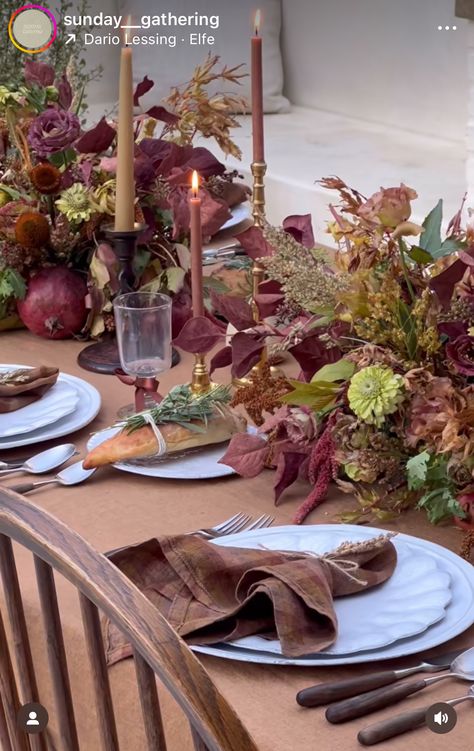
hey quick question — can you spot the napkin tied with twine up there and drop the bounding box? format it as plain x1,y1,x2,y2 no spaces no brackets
104,533,396,663
0,366,59,413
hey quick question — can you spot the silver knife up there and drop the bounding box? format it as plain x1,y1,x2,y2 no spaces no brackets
296,648,466,707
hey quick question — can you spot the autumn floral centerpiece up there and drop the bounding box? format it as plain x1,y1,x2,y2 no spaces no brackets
0,55,248,338
177,179,474,529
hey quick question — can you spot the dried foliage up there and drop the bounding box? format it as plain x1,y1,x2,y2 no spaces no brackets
163,54,247,158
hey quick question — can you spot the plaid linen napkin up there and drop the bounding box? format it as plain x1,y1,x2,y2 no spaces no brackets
0,366,59,413
104,533,396,663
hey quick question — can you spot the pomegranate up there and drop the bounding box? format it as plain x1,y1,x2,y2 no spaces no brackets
18,267,87,339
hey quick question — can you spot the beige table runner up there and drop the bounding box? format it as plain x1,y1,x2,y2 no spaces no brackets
0,330,472,751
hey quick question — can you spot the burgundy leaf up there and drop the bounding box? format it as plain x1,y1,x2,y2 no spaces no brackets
274,451,308,504
96,243,119,293
172,316,223,354
209,346,233,375
438,320,468,339
283,214,315,248
146,105,179,126
218,432,269,477
430,259,468,309
24,59,54,87
231,332,265,378
289,334,342,382
183,147,225,178
211,291,255,330
236,225,274,261
133,151,155,187
254,279,284,318
171,286,193,338
56,74,73,110
76,118,116,154
133,75,154,105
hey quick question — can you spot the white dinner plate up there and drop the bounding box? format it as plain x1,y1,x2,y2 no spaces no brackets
0,367,101,450
190,525,474,666
220,202,251,232
0,370,79,438
87,425,246,480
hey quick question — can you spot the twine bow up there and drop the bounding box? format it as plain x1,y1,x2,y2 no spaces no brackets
115,369,163,412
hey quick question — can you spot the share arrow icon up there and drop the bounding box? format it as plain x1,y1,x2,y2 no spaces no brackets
65,33,76,45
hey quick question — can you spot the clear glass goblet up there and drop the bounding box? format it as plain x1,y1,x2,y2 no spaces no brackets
113,291,172,418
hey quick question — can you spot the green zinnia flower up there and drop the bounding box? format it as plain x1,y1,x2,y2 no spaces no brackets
347,366,404,427
55,183,93,222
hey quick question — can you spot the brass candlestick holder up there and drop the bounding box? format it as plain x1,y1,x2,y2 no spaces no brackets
232,160,268,389
190,353,213,396
250,160,267,319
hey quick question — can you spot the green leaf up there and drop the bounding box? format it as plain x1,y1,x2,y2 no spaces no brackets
165,267,185,294
417,487,463,524
281,379,339,410
311,359,355,383
408,246,433,265
203,276,230,294
419,199,442,253
406,450,430,490
430,238,466,260
0,184,20,200
0,269,25,301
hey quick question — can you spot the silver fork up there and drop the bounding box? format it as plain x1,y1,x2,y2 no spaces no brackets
193,512,253,539
105,512,255,557
195,512,275,539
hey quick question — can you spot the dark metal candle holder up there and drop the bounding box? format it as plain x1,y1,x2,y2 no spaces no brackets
78,223,180,375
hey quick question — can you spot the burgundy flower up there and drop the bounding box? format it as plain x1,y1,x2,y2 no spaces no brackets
28,108,80,158
446,335,474,376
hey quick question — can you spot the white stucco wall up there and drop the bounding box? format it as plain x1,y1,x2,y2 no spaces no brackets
281,0,468,142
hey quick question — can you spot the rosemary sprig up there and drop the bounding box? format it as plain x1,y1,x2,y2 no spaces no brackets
123,384,232,434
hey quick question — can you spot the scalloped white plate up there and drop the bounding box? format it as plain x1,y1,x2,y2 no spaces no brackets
0,370,79,438
0,367,101,450
189,525,474,666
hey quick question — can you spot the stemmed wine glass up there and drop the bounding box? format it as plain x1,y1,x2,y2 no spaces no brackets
113,292,172,418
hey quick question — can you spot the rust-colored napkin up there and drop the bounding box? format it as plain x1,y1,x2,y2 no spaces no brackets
104,533,397,664
0,366,59,413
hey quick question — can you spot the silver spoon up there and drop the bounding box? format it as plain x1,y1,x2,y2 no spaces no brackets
8,461,96,494
326,646,474,724
0,444,77,476
358,684,474,745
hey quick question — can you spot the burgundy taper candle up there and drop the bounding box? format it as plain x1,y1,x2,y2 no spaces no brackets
189,170,204,317
251,9,265,163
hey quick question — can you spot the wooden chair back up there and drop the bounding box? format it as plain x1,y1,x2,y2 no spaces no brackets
0,487,259,751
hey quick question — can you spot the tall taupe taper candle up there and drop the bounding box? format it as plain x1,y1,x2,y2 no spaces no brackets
114,38,135,231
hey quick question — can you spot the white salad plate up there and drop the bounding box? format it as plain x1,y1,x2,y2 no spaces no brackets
0,366,101,449
190,525,474,666
220,202,251,232
87,425,245,480
0,372,79,438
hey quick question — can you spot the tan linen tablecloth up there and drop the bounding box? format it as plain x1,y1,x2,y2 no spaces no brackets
0,331,473,751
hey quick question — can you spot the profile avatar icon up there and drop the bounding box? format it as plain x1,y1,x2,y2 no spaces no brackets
17,702,48,734
26,711,39,726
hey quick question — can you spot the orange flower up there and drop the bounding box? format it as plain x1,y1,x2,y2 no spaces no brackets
29,163,62,195
14,212,50,248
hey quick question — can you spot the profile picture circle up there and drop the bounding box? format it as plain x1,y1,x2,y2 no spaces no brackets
8,5,57,54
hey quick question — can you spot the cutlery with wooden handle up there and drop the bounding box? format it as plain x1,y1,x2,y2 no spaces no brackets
296,649,465,707
325,646,474,723
358,684,474,745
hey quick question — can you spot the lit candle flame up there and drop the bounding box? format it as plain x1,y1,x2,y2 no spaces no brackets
254,9,261,35
192,170,199,197
122,14,132,45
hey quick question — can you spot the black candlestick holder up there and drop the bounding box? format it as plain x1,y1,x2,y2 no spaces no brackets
78,223,180,374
